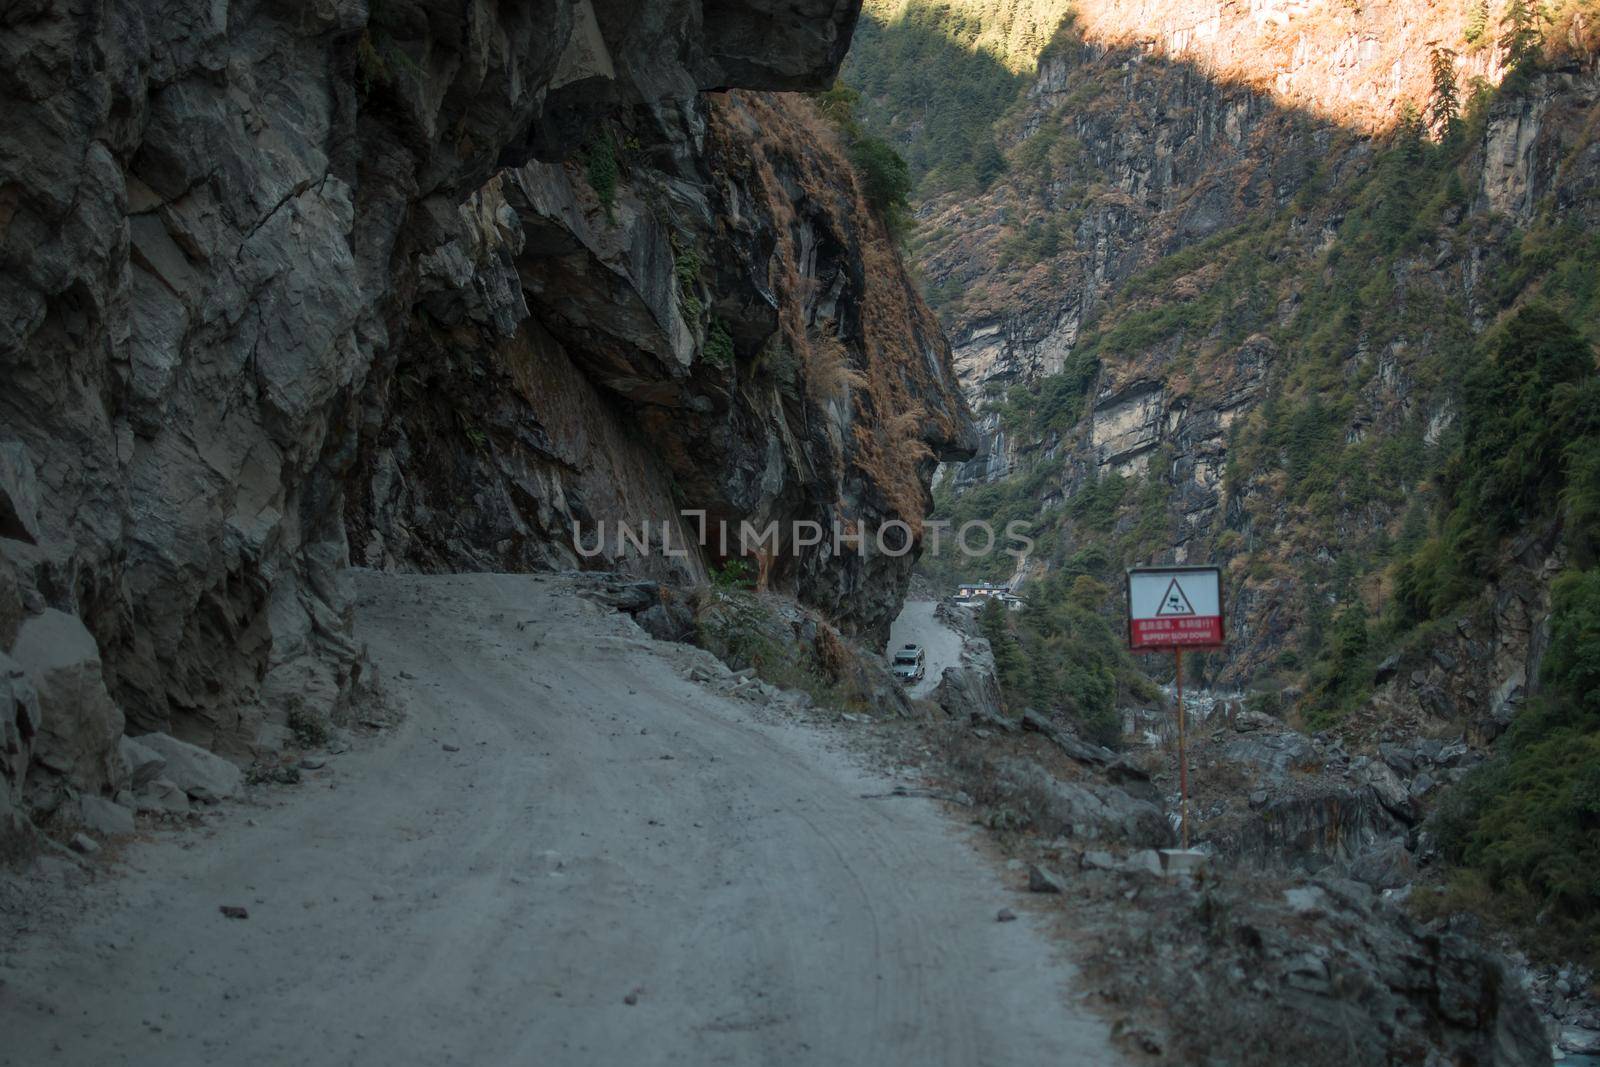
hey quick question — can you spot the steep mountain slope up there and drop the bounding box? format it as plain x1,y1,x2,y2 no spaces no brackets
846,0,1600,960
0,1,976,843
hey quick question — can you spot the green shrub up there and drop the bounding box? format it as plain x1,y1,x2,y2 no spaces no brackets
850,136,913,230
702,318,735,368
286,708,330,749
1390,306,1598,627
692,590,868,713
1245,690,1283,718
1432,567,1600,964
978,573,1155,748
710,558,753,590
673,234,702,304
1303,600,1372,727
1464,0,1490,44
584,135,619,221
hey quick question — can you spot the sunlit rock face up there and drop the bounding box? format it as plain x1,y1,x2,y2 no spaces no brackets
1064,0,1508,131
0,0,973,827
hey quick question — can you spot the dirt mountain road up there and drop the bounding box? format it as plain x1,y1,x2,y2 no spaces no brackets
887,598,966,700
2,572,1120,1066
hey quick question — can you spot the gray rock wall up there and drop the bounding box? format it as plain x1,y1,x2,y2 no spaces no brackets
0,0,977,841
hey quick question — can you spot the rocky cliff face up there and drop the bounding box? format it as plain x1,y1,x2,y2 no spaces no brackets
0,0,973,840
350,88,971,632
850,0,1600,702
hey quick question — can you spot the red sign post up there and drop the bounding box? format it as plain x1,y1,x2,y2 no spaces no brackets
1126,567,1226,849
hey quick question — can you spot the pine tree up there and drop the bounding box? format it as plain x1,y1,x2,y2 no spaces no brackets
979,598,1028,698
973,139,1007,190
1464,0,1490,45
1429,47,1460,137
1397,103,1426,165
1500,0,1543,69
1328,600,1370,690
1397,500,1430,557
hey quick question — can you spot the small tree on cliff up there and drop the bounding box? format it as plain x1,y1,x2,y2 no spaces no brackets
1465,0,1491,45
973,139,1007,190
850,137,913,235
1500,0,1544,70
809,80,915,237
1429,47,1461,140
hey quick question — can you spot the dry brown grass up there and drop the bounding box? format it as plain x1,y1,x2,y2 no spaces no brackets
813,622,848,683
807,325,867,403
705,91,970,537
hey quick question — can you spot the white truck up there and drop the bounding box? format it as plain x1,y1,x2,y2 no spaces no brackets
890,644,926,683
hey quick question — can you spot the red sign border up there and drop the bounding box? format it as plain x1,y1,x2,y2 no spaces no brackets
1125,566,1226,653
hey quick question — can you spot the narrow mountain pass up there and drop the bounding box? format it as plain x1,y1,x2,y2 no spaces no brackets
2,572,1120,1066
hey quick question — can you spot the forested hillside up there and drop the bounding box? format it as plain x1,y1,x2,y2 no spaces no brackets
844,0,1600,963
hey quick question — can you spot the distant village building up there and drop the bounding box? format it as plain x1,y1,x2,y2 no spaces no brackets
953,581,1027,611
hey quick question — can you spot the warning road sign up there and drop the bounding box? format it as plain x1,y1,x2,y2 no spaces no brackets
1156,579,1194,616
1125,566,1225,850
1127,566,1224,650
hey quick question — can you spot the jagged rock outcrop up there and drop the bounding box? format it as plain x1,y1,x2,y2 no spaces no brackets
939,684,1550,1063
1355,539,1563,745
10,611,125,814
0,0,974,841
0,654,40,851
355,90,972,638
981,755,1171,845
1084,873,1550,1066
935,633,1006,724
1174,692,1505,887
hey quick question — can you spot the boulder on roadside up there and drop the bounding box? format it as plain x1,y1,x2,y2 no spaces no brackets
634,601,693,642
1123,849,1165,876
1232,708,1278,733
991,758,1172,847
1105,755,1161,805
1354,758,1415,824
77,794,135,836
1021,710,1113,765
135,733,242,800
937,637,1009,730
1219,731,1318,778
10,610,124,796
1028,863,1067,893
134,778,190,814
118,735,166,789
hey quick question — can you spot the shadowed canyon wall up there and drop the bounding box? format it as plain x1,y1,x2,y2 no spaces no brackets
0,0,973,836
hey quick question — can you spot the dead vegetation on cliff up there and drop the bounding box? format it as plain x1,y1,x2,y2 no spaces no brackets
706,91,970,539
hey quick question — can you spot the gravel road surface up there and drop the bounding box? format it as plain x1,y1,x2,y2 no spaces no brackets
1,572,1119,1066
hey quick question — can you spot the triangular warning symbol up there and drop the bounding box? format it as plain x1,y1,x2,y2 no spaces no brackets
1156,578,1195,616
